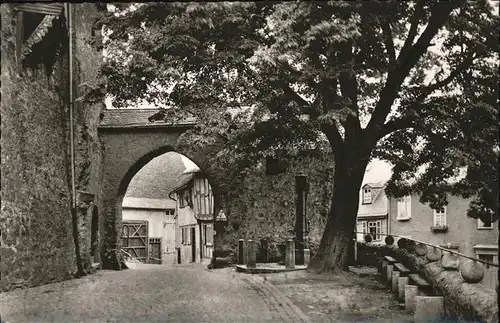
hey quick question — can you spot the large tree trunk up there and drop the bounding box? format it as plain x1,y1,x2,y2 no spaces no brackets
308,154,368,272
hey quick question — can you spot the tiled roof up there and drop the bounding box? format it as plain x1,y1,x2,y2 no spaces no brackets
363,181,386,189
122,197,176,210
170,173,195,193
99,109,196,127
125,152,186,200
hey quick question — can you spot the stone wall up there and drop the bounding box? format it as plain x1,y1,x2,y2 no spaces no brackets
0,4,75,291
0,4,103,291
216,152,335,257
358,243,498,323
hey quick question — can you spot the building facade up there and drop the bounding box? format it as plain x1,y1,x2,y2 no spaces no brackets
356,182,389,242
171,172,214,264
388,193,498,290
122,197,177,265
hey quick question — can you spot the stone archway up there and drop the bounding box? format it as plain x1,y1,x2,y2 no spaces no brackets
98,109,223,269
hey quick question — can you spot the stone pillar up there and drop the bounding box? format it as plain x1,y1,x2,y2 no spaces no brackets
398,276,409,302
285,239,295,269
381,259,388,279
414,296,445,323
247,240,256,268
405,285,419,313
238,239,246,265
303,249,310,266
392,270,400,294
386,264,394,284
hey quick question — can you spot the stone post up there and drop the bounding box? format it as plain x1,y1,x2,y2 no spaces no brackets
303,249,311,266
398,276,410,302
285,239,295,269
381,259,389,279
414,296,445,323
247,240,256,268
238,239,246,265
392,270,400,294
386,264,394,285
405,285,419,313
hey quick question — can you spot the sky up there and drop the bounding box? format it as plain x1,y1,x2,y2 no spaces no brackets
362,159,393,185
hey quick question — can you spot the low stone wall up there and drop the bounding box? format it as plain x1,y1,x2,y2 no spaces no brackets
358,243,498,323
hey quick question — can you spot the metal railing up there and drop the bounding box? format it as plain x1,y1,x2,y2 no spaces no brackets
354,231,499,268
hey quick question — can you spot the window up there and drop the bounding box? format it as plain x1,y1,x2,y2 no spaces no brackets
478,215,493,229
179,191,185,208
368,220,381,240
433,207,447,227
363,188,372,204
184,190,192,208
13,4,64,71
478,254,494,264
397,196,411,220
357,221,367,234
166,209,175,216
181,227,191,245
204,224,213,246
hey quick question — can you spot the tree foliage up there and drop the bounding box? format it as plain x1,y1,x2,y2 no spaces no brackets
89,1,499,270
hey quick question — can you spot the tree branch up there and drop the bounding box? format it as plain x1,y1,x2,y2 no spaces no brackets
337,42,362,140
398,0,425,63
321,124,344,157
282,84,310,108
365,1,465,143
381,20,396,69
377,117,417,140
377,46,479,141
410,50,479,103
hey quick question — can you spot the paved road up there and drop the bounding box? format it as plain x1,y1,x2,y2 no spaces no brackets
0,263,308,322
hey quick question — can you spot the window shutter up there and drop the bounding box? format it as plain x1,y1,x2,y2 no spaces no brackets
15,3,64,15
13,3,64,65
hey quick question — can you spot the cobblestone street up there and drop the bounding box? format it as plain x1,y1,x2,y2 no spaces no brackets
0,264,307,323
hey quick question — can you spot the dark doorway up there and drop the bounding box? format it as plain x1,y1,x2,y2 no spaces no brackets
191,227,196,262
148,238,162,264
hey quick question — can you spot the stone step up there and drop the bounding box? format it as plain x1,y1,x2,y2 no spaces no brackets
414,296,444,323
394,262,411,276
408,274,430,287
384,255,397,264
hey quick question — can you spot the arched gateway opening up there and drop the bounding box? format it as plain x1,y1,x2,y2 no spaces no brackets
98,109,218,269
120,151,215,266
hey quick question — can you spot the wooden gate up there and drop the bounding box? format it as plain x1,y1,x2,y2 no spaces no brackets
148,238,162,264
121,220,149,263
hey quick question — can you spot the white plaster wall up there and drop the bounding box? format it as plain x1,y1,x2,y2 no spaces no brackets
122,208,176,264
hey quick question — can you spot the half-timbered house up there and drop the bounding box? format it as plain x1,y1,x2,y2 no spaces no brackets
171,171,215,264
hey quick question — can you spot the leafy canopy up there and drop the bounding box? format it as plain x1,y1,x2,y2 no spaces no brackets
90,1,499,223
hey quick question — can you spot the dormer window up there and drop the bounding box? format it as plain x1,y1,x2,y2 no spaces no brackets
363,188,372,204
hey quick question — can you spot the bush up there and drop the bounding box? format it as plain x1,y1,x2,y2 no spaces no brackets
214,244,236,258
385,235,394,245
364,234,373,243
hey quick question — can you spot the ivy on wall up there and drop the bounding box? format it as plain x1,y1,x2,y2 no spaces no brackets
217,150,334,254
